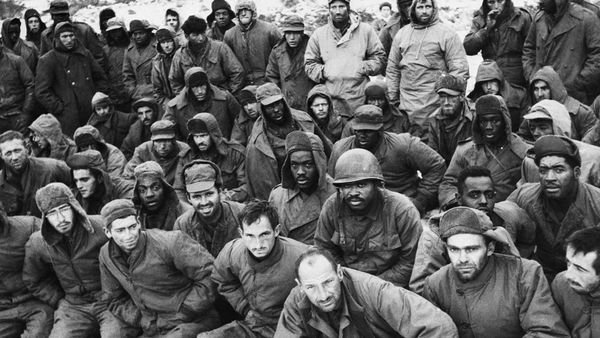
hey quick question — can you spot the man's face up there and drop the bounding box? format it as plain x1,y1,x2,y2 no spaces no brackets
438,93,462,120
238,9,254,25
107,29,126,42
487,0,505,13
30,131,49,150
285,32,302,48
458,176,496,213
533,80,551,102
137,176,165,211
0,139,29,172
137,106,155,126
310,97,330,121
354,129,381,151
539,0,557,14
191,84,208,102
188,186,221,218
263,100,286,125
482,80,500,95
166,14,179,30
27,17,40,33
528,119,553,141
329,1,350,25
381,5,392,19
152,139,175,158
297,255,343,312
366,96,386,109
46,203,75,235
565,245,600,294
187,32,207,45
7,23,20,44
446,233,494,282
79,143,98,152
160,39,175,54
415,0,434,24
290,150,318,192
539,155,580,200
339,180,377,212
106,215,141,253
73,169,98,199
192,132,212,152
240,215,279,259
95,103,112,117
214,9,232,27
132,30,150,46
477,113,505,144
244,102,260,119
59,31,76,50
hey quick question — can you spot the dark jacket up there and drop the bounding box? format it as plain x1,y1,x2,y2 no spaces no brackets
551,270,600,337
1,19,39,72
123,140,191,186
0,48,35,125
121,119,153,160
206,21,235,42
102,22,130,108
378,10,411,56
427,100,474,165
305,84,346,144
133,175,191,231
87,109,137,150
123,38,158,102
151,29,179,107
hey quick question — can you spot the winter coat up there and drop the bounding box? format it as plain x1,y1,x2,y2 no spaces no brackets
0,49,35,125
121,119,152,160
508,182,600,280
23,213,108,307
1,19,39,72
123,39,158,102
266,35,315,111
438,97,530,207
379,11,411,56
207,21,235,42
518,66,597,141
314,188,422,287
426,100,474,165
28,115,77,162
328,132,447,213
409,201,536,294
423,254,571,338
269,132,336,245
75,123,128,181
123,140,190,186
523,0,600,104
212,237,308,334
87,109,137,150
0,157,71,217
224,19,281,85
551,270,600,338
35,41,109,137
151,39,177,107
305,18,386,114
275,267,459,338
386,0,469,129
305,84,347,144
99,229,219,332
169,40,244,96
103,33,130,108
463,2,531,86
173,200,243,257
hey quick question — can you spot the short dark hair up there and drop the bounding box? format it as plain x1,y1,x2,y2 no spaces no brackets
565,228,600,275
0,131,26,149
379,2,392,10
239,199,279,231
457,166,494,195
294,247,338,281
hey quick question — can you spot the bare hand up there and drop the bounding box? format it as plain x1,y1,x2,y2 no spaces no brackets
486,10,498,30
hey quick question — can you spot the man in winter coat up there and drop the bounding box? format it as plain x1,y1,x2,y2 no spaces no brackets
99,199,219,337
224,0,281,86
67,149,133,215
0,203,53,338
206,0,236,42
427,74,474,165
173,113,248,203
266,15,315,111
231,85,260,146
28,113,77,162
23,183,138,337
423,207,570,338
24,8,46,50
379,0,412,55
102,18,131,112
329,105,446,215
508,135,600,281
246,82,330,200
439,94,530,208
523,0,600,105
170,16,244,96
131,161,190,231
200,200,309,338
121,97,159,160
468,59,529,131
270,131,336,245
73,125,127,180
316,149,423,287
173,160,243,257
551,228,600,337
305,85,347,145
164,67,240,140
1,17,38,72
275,247,459,337
305,0,386,116
386,0,469,137
165,8,186,46
151,27,179,107
518,65,597,141
463,0,531,86
97,8,115,45
36,21,108,137
123,20,157,103
0,131,71,217
0,44,34,134
409,166,536,294
87,92,136,150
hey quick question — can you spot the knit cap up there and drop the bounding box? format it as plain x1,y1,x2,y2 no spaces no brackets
101,199,137,228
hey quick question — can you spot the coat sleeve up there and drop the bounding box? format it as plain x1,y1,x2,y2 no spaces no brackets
444,31,470,80
379,27,393,56
266,48,282,87
574,105,598,141
522,17,538,82
35,55,64,116
570,15,600,91
89,50,109,93
438,145,468,208
406,136,447,214
16,56,35,125
518,261,571,337
360,26,387,77
210,243,251,316
120,128,136,161
221,43,245,95
22,236,64,308
409,228,448,295
122,50,137,98
152,61,167,106
99,253,142,326
275,291,310,338
226,93,241,131
228,149,249,202
313,199,346,266
168,51,185,96
123,146,143,181
463,12,488,55
231,116,250,147
105,147,127,179
304,34,326,84
385,32,403,102
83,25,108,73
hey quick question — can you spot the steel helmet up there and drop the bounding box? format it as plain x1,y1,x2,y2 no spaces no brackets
333,148,383,186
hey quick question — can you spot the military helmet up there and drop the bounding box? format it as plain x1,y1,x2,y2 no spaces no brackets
333,148,383,186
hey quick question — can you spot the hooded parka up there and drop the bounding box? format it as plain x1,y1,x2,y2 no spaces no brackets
28,113,77,162
231,85,259,146
24,9,46,50
73,125,128,180
102,19,131,110
87,92,137,149
151,28,179,107
0,47,35,132
123,33,158,102
305,85,346,144
551,270,600,337
1,18,39,72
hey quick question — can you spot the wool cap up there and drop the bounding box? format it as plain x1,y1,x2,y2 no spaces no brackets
54,21,75,37
435,74,466,96
49,0,69,14
155,27,175,42
236,0,257,13
352,105,384,131
379,2,392,10
208,0,236,24
182,160,222,192
133,160,165,181
24,9,41,20
187,113,218,134
101,199,137,228
239,85,258,105
91,92,111,108
132,97,158,114
187,70,209,88
150,120,176,140
475,94,504,116
67,149,105,170
438,207,494,240
105,17,126,32
533,135,581,167
181,15,207,35
129,19,151,33
285,130,313,155
99,8,116,22
256,82,284,106
281,15,305,32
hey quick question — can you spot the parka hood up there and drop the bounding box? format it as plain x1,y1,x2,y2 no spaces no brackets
529,66,568,103
29,114,72,155
472,95,513,145
527,99,572,138
184,66,208,87
306,84,334,121
410,0,440,27
1,18,21,49
185,113,227,156
468,60,506,100
73,125,110,155
132,170,178,210
24,9,46,36
155,27,179,55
